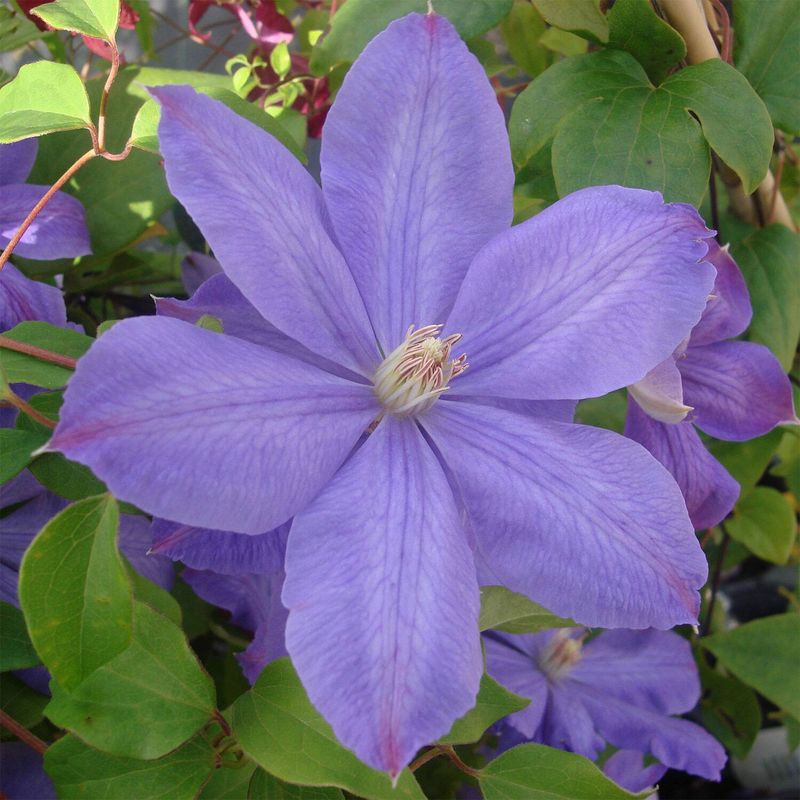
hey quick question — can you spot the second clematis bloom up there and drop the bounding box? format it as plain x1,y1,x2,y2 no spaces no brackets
50,12,719,775
626,241,796,530
484,628,727,789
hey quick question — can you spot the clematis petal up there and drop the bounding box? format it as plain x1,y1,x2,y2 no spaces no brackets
156,273,364,381
152,85,377,374
541,686,604,759
483,632,549,738
628,355,692,424
117,515,173,590
603,750,666,794
0,743,55,800
0,184,90,260
571,629,700,715
447,186,715,400
680,340,797,441
0,491,67,605
150,518,287,574
283,417,481,776
443,395,576,423
625,398,739,530
690,241,751,346
424,401,707,629
49,316,377,534
320,12,513,349
0,471,43,509
183,568,287,684
0,262,67,331
574,686,726,781
180,251,221,295
0,139,37,185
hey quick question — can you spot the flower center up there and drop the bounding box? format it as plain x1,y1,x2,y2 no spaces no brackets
373,324,468,417
538,630,583,681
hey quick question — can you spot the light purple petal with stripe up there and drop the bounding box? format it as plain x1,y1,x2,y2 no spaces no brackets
118,514,173,590
321,12,513,349
424,401,707,629
690,241,751,347
447,187,715,400
50,316,377,534
283,417,481,776
0,139,37,186
603,750,665,794
183,568,287,684
542,685,605,759
150,518,287,574
625,397,739,529
483,632,548,738
180,251,222,295
156,273,364,381
680,340,796,441
152,85,378,375
0,262,67,331
0,184,90,260
574,685,726,780
572,629,700,715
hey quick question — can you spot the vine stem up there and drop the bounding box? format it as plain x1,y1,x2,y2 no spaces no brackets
3,389,56,429
701,524,731,635
0,710,47,754
0,335,78,368
659,0,796,231
97,41,120,152
0,149,97,271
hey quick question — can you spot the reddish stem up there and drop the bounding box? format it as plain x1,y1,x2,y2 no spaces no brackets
97,41,120,152
0,335,78,368
4,390,56,429
0,710,47,754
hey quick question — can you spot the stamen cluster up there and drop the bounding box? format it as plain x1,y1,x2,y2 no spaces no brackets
373,324,468,417
538,630,584,681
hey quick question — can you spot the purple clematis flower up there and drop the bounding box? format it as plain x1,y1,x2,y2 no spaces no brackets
48,12,720,774
0,139,91,260
484,627,726,788
625,241,796,530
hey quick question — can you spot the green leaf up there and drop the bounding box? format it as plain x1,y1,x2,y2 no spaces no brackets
732,225,800,371
270,42,292,79
32,0,120,41
480,743,648,799
198,761,258,799
310,0,513,73
0,428,48,483
0,6,45,53
440,673,529,744
248,770,346,799
702,614,800,719
500,1,548,77
574,390,627,434
0,61,91,143
127,561,180,625
1,673,48,732
606,0,685,84
772,429,800,498
0,321,91,388
726,486,796,564
231,659,426,800
31,452,109,501
734,0,800,135
0,602,40,671
662,60,773,194
531,0,608,43
511,50,773,204
479,586,574,633
19,495,132,690
698,655,761,759
709,429,784,497
44,734,217,800
132,88,305,163
46,601,216,759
